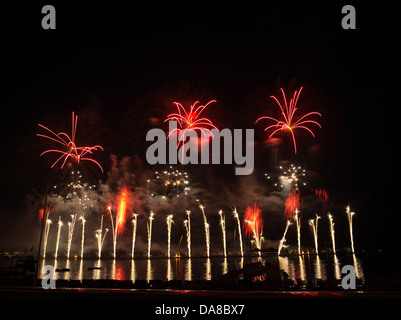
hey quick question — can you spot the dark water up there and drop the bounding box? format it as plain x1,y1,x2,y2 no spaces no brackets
38,253,364,282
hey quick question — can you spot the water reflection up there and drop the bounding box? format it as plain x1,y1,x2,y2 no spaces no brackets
131,259,136,282
39,253,365,283
205,258,211,280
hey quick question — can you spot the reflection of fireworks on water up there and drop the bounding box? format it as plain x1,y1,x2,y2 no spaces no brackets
309,214,321,254
244,201,263,255
147,166,190,199
183,211,191,258
218,210,227,257
37,112,104,172
166,214,173,258
255,87,322,154
265,164,306,192
233,208,244,256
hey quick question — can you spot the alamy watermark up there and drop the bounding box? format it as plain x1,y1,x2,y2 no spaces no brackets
146,121,254,175
41,265,56,289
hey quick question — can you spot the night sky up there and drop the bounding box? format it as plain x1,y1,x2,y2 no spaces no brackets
0,2,398,254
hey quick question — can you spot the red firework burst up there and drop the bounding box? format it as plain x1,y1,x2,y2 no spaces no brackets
256,87,322,154
165,100,218,146
37,112,104,172
284,188,301,219
243,201,263,241
313,188,329,212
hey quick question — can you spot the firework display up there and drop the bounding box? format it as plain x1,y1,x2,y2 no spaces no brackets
34,94,358,267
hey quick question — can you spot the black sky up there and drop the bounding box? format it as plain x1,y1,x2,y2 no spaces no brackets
0,2,399,251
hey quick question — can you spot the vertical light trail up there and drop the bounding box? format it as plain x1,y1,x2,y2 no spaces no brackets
218,210,227,257
147,211,155,259
166,214,173,258
54,216,63,259
233,208,243,256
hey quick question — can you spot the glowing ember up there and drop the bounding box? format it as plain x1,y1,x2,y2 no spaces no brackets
256,87,322,154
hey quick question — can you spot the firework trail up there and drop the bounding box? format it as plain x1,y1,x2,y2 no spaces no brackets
256,87,322,154
66,214,77,259
309,214,321,254
233,208,244,256
132,213,139,259
147,211,155,259
328,213,336,254
198,202,210,258
54,216,63,259
43,218,52,259
166,214,174,258
218,210,227,257
294,209,301,255
244,201,263,255
79,215,86,259
95,215,108,259
346,205,356,253
184,210,192,258
278,220,291,256
37,112,104,172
